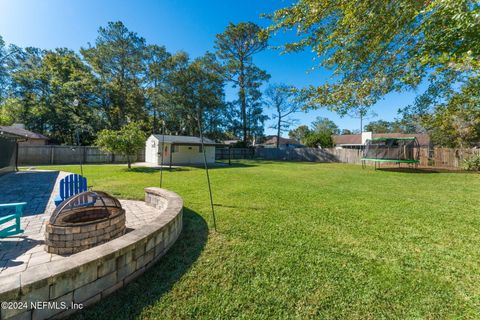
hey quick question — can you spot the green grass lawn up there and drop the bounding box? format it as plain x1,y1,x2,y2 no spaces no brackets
37,161,480,319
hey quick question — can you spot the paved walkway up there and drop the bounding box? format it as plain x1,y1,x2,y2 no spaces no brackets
0,171,62,216
0,171,160,276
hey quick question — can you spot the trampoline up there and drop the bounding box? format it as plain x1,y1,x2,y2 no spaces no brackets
361,137,420,169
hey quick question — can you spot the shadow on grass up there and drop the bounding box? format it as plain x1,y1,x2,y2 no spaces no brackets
70,207,208,320
217,160,341,166
377,167,476,174
208,161,258,169
130,161,259,170
127,167,191,173
377,168,440,174
213,203,265,211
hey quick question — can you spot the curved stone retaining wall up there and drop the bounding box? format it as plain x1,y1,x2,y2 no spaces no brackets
0,188,183,320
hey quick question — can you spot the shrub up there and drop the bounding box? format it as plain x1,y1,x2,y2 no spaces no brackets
303,132,334,148
96,122,146,169
232,140,249,148
463,154,480,171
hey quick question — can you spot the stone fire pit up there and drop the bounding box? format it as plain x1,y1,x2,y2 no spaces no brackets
45,191,126,255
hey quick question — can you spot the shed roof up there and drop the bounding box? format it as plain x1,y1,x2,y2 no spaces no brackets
151,134,218,146
0,126,49,140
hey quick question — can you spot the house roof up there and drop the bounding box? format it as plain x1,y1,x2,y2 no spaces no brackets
333,134,362,145
333,133,431,146
0,126,49,140
222,139,241,145
151,134,218,146
264,136,303,145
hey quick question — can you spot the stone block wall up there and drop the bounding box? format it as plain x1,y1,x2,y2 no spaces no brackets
45,208,126,255
0,188,183,320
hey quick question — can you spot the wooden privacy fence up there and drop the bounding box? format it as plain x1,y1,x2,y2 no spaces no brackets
215,148,255,160
423,147,480,169
18,145,145,166
19,145,479,169
222,147,480,170
254,148,352,163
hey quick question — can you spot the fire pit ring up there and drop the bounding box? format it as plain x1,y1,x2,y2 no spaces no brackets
45,191,126,255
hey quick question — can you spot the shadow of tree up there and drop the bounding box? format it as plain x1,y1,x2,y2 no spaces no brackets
128,162,257,173
207,161,258,169
70,207,208,320
127,167,191,174
0,237,44,264
213,203,265,211
378,167,478,174
377,168,440,174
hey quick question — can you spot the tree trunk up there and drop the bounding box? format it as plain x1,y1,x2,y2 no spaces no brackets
276,115,281,148
153,108,157,133
127,155,131,169
152,79,158,133
239,61,247,144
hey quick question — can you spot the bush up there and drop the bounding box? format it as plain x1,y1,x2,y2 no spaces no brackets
96,122,146,169
463,154,480,171
303,132,334,148
232,140,249,148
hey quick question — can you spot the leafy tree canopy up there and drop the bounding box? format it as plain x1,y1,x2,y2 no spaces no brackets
400,72,480,147
166,52,226,138
81,21,147,129
303,131,334,148
311,116,340,135
5,48,101,144
95,121,146,168
364,117,424,134
265,0,480,116
215,22,269,144
265,83,300,147
288,124,311,143
365,120,397,134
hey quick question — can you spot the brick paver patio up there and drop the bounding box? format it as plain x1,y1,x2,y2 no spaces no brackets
0,171,159,276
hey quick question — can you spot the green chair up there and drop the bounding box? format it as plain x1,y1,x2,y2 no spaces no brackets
0,202,27,238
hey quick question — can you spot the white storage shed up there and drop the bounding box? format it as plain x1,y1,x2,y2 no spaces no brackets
145,135,217,166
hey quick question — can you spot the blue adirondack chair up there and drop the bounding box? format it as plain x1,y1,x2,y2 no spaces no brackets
0,202,27,238
54,174,88,206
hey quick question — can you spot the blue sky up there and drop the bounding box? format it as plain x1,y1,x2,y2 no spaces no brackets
0,0,422,135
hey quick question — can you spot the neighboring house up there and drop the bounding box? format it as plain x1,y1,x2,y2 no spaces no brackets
145,135,218,165
261,136,304,149
333,132,431,149
222,139,241,146
0,124,49,145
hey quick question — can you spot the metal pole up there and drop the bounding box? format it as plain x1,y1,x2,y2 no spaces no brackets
197,110,217,232
159,121,165,188
76,130,83,177
360,113,363,133
15,141,19,172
